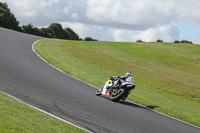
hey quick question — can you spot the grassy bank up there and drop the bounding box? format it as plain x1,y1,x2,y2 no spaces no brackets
35,39,200,127
0,92,87,133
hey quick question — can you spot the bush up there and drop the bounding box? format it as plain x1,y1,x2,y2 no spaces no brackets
180,40,193,44
174,39,180,43
174,39,193,44
84,37,98,41
136,39,144,42
157,39,163,42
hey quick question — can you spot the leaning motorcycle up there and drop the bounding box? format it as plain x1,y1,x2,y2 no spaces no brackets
95,76,135,102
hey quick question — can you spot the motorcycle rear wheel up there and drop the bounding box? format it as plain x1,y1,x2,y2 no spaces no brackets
110,88,126,102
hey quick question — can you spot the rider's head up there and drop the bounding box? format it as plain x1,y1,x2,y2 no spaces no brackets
110,76,115,80
125,72,132,77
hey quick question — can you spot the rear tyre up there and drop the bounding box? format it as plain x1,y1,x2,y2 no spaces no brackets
110,88,126,102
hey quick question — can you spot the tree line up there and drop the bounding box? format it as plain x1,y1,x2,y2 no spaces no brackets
136,39,193,44
22,23,81,40
0,2,21,31
0,2,98,41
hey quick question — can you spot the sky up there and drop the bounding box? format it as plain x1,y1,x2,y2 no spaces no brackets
2,0,200,44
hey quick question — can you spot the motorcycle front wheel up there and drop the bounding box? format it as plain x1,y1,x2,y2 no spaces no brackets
110,88,126,102
95,87,103,96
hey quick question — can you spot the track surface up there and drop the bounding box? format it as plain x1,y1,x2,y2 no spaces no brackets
0,28,199,133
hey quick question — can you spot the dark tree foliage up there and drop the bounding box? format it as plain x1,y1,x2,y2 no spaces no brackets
180,40,193,44
157,39,163,42
40,28,51,38
174,39,180,43
64,27,80,40
84,37,98,41
136,39,144,42
174,39,193,44
22,24,46,37
21,23,81,40
0,2,93,41
47,23,68,39
0,2,21,31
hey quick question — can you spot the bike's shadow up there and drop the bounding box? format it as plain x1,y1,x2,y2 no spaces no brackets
119,100,159,110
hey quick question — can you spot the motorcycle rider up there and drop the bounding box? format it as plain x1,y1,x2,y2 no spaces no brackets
120,72,133,81
110,72,133,100
110,72,133,83
97,72,134,100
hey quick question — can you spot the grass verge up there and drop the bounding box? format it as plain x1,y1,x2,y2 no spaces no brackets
0,91,88,133
35,39,200,127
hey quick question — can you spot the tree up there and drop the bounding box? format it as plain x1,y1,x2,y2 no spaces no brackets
22,23,82,40
180,40,193,44
64,27,80,40
47,23,67,39
84,37,98,41
174,39,180,43
0,2,21,31
174,39,193,44
40,28,51,38
22,24,45,37
157,39,163,42
136,39,144,42
0,3,85,41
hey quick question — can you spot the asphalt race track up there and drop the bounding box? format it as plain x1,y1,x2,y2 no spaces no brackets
0,28,199,133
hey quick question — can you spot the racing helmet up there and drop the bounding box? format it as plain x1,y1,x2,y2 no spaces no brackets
125,72,132,77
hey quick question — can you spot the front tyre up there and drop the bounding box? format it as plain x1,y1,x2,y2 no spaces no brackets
110,88,126,102
95,87,103,96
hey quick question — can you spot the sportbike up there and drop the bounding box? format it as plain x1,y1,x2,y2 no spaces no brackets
95,75,135,102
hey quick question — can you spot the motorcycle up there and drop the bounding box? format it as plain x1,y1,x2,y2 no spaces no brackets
95,76,135,102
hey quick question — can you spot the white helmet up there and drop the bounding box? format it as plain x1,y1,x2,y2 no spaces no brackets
125,72,132,77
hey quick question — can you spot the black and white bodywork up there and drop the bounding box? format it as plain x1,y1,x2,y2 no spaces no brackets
96,72,135,102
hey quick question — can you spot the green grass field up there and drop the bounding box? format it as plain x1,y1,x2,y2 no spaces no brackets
35,39,200,127
0,92,87,133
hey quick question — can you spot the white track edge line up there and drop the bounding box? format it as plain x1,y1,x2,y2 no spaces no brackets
0,90,92,133
32,39,98,89
32,39,200,129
